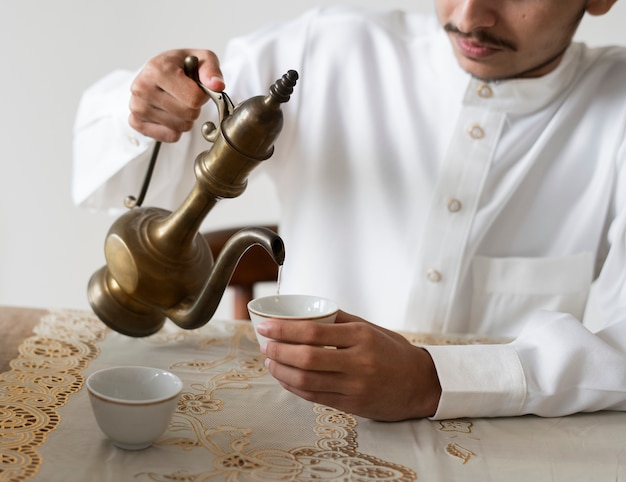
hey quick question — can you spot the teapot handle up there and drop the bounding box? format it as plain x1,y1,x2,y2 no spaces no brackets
183,55,235,143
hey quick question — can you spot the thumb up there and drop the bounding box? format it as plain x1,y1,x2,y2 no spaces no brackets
194,49,226,92
335,310,364,324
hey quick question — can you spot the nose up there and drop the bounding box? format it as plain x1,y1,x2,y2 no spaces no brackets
453,0,497,33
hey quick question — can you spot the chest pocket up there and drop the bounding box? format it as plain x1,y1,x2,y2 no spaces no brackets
469,252,593,337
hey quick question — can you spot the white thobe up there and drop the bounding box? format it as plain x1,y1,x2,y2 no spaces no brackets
73,7,626,419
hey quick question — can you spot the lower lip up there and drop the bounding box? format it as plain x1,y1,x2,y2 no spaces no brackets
455,37,500,59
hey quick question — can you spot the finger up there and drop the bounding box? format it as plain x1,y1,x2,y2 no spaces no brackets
334,310,363,324
137,50,214,109
263,341,344,373
162,49,224,100
265,355,345,392
128,107,195,143
127,117,181,143
195,50,225,91
277,382,363,416
260,317,383,350
130,90,201,126
267,359,376,415
258,318,367,349
133,62,207,112
151,51,209,109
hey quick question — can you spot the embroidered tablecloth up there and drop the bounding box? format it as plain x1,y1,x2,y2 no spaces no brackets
1,309,625,481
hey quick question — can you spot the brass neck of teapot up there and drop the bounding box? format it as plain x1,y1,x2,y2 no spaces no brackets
88,60,298,336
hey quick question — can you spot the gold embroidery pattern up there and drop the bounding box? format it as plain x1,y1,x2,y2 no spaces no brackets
445,443,475,464
402,332,509,346
138,323,416,482
0,310,107,482
2,314,416,481
140,404,416,481
438,420,478,464
439,420,473,434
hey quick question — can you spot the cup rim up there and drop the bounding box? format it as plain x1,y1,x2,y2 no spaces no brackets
247,294,339,319
86,366,183,406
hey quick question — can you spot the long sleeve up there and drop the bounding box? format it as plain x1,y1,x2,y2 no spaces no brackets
426,208,626,419
426,315,626,419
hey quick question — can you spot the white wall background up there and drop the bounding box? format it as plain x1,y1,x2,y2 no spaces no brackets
1,1,624,316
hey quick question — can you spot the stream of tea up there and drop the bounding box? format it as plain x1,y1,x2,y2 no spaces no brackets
276,265,283,295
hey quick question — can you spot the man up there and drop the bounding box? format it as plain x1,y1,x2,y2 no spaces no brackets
73,0,626,421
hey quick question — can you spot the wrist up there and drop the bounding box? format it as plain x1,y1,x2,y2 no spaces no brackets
412,347,442,418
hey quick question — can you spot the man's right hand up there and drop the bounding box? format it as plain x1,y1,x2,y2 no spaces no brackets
128,49,225,142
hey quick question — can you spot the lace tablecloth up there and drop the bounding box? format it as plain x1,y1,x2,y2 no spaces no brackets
1,309,625,482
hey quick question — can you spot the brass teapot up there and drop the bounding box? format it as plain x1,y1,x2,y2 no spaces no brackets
88,56,298,337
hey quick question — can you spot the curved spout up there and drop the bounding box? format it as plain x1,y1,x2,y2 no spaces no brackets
165,226,285,328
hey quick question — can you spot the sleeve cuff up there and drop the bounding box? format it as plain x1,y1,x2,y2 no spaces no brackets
423,343,527,419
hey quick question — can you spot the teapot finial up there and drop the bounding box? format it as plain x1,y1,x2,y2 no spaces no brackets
270,70,299,103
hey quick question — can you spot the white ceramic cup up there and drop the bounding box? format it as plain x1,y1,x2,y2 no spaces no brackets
247,294,339,346
86,366,183,450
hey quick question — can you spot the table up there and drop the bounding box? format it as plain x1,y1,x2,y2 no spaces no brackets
1,306,625,481
0,307,45,373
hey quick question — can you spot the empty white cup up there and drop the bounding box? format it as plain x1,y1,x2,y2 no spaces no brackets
247,294,339,346
86,366,183,450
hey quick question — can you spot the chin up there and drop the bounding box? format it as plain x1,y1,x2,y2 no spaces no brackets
455,49,568,82
455,57,518,82
457,62,502,82
469,72,509,82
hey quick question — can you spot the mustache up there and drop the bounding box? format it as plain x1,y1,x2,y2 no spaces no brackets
443,23,517,52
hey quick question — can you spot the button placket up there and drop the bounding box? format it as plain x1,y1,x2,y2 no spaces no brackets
467,82,492,142
403,103,505,333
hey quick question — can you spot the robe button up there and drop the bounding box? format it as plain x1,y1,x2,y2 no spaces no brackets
468,124,485,139
426,269,442,283
447,198,462,213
